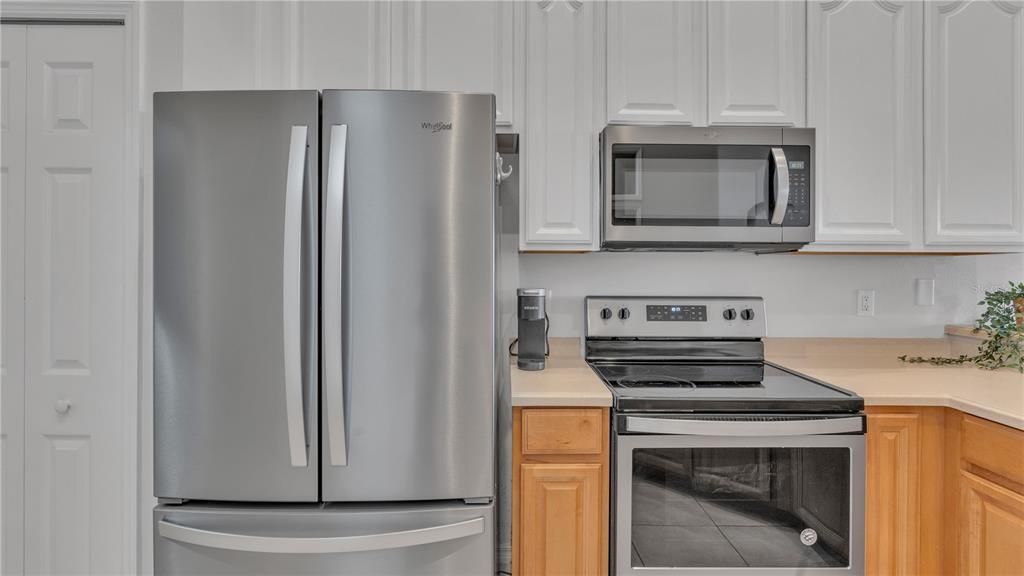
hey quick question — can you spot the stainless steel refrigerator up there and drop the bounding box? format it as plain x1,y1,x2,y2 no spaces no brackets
153,90,496,575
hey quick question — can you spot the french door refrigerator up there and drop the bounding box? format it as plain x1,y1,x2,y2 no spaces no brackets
153,90,496,575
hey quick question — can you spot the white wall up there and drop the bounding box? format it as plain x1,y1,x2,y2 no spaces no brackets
519,251,1024,338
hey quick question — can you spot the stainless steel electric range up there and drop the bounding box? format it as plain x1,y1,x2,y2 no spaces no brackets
585,296,865,576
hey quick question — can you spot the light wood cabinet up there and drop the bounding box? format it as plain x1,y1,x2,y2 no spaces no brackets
707,0,805,126
513,407,609,576
521,0,603,251
959,470,1024,575
605,0,704,125
925,0,1024,247
807,0,922,246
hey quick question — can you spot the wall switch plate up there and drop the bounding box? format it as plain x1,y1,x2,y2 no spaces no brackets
857,289,876,317
915,278,935,306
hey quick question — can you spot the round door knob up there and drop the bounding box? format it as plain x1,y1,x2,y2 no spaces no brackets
618,307,631,320
740,308,755,321
600,307,613,320
54,399,72,414
723,308,737,321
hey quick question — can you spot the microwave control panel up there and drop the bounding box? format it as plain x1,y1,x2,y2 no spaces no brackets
781,146,811,227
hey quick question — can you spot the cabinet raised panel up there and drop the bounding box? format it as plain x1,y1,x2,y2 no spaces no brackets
866,411,922,575
606,1,704,125
392,1,518,127
925,0,1024,245
520,463,603,576
959,470,1024,574
808,0,921,244
707,0,805,126
522,0,602,250
293,2,389,90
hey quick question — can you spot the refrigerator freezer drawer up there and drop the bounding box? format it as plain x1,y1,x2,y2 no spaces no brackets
154,502,494,575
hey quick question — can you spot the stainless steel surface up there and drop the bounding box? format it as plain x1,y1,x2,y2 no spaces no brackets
155,502,494,575
324,124,348,467
615,433,865,575
154,91,320,502
158,516,484,554
600,125,815,250
781,128,816,245
625,415,866,436
284,125,309,468
769,147,790,225
585,296,766,340
319,90,495,502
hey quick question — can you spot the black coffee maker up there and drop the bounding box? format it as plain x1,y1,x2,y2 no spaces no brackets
516,288,548,371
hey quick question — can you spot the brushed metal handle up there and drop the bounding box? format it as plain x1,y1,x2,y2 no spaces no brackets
770,147,790,225
626,416,864,436
283,125,308,468
324,124,348,466
158,516,484,554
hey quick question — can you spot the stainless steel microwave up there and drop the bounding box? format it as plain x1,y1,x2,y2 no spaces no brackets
600,126,814,252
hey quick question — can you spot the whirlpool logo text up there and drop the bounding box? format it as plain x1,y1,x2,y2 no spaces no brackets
421,121,453,133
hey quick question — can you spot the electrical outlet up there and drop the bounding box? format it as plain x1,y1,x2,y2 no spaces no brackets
857,290,876,317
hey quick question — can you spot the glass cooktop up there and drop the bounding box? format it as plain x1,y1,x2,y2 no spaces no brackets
589,362,863,413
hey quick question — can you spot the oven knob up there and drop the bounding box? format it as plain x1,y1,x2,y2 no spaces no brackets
722,308,737,321
741,308,755,321
600,307,613,320
618,307,631,320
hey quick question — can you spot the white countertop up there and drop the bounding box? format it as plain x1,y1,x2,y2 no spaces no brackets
510,338,611,407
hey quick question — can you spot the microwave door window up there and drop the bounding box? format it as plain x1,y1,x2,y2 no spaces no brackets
612,145,773,227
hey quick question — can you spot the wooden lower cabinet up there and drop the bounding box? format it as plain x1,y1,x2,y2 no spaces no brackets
513,407,609,576
866,406,1024,576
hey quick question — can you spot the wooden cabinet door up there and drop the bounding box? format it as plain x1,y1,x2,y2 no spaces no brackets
925,0,1024,246
606,0,704,125
807,1,922,245
391,1,519,128
959,470,1024,575
520,463,603,576
522,0,602,250
707,0,805,126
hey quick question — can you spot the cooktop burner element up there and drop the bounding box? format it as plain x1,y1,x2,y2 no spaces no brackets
584,296,864,414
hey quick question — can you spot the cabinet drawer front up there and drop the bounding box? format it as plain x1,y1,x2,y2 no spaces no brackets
521,408,604,455
962,414,1024,487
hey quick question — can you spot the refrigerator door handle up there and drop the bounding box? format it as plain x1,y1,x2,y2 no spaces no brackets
157,516,485,554
324,124,348,466
283,125,308,468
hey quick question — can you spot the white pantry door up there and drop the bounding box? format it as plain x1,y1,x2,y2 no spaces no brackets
2,23,28,576
9,23,127,576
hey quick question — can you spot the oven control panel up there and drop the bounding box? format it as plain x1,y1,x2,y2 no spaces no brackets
586,296,766,339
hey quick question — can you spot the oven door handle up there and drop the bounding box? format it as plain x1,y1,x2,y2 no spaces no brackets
625,416,864,436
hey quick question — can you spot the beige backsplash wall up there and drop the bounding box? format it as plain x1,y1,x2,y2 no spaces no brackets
519,251,1023,338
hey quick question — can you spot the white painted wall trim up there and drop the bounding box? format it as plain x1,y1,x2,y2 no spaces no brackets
0,3,141,574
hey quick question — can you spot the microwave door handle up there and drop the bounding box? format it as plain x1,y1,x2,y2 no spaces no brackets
770,147,790,225
625,416,864,436
283,125,308,467
324,124,348,466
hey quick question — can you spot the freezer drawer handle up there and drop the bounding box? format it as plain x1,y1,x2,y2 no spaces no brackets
283,125,308,467
157,516,485,554
625,416,864,436
324,124,348,466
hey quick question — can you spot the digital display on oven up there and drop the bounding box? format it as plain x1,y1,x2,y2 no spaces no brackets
646,305,707,322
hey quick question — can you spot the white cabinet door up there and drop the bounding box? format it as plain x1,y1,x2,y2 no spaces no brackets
808,0,922,245
606,0,705,125
708,0,805,126
293,1,390,89
522,0,602,250
392,1,519,128
925,0,1024,245
1,23,27,576
22,25,128,575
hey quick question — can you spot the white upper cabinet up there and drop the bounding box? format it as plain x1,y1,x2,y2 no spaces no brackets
606,1,705,125
293,2,390,89
708,0,805,126
925,0,1024,246
522,0,603,250
391,1,520,128
808,0,922,245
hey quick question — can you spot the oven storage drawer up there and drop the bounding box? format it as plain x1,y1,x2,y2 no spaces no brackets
615,430,865,575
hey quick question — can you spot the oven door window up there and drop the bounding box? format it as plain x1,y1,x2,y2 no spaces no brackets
612,144,775,227
630,447,850,569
